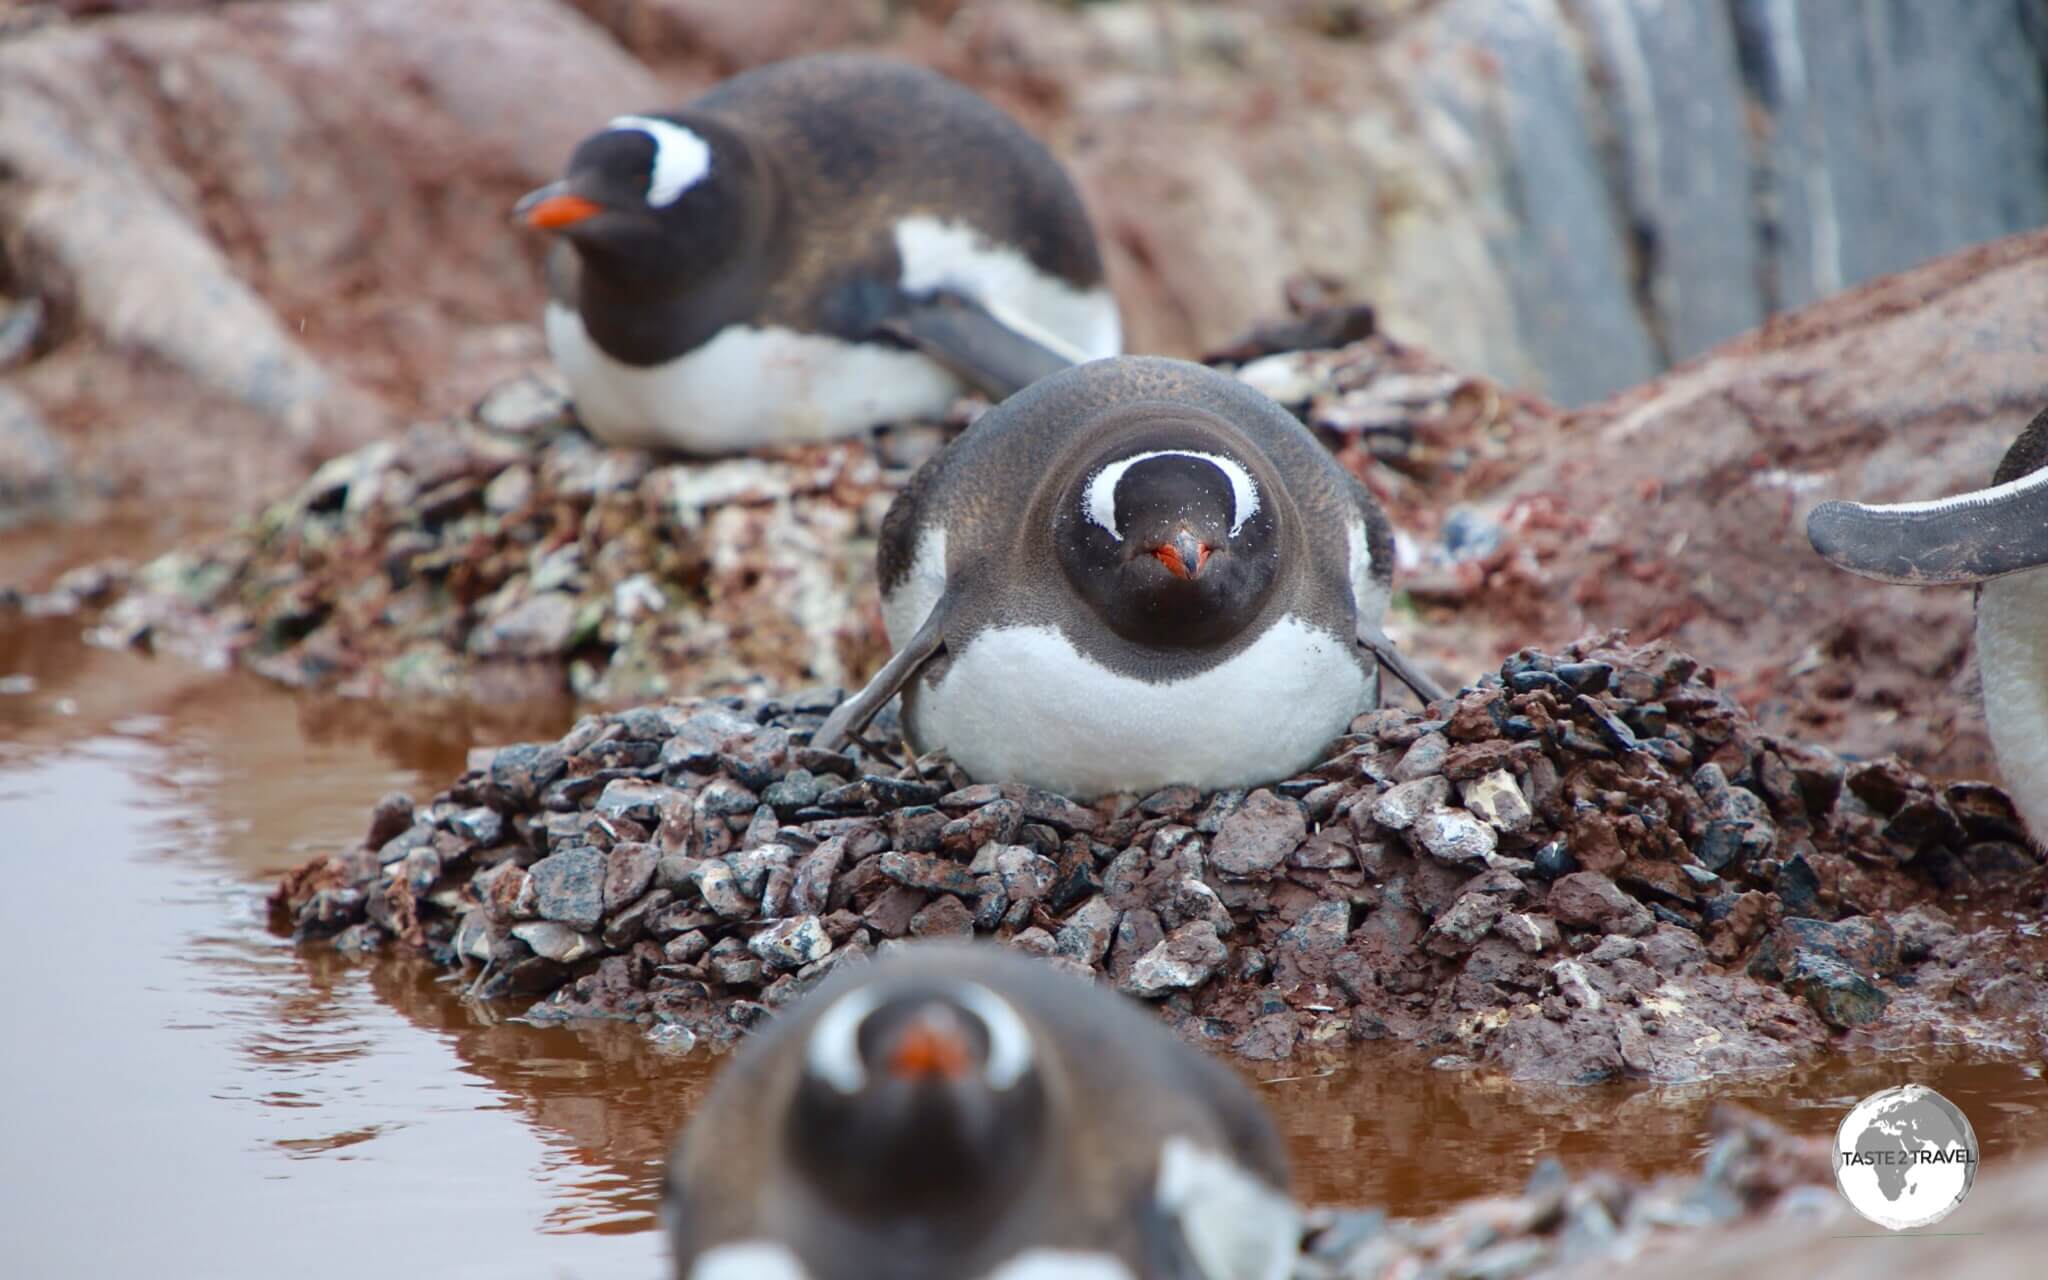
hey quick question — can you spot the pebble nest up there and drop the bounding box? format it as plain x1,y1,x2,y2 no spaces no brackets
275,634,2048,1084
66,307,1536,708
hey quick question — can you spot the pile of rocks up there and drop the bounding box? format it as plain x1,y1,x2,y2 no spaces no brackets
93,377,926,703
1298,1105,1839,1279
275,634,2047,1083
82,323,1524,705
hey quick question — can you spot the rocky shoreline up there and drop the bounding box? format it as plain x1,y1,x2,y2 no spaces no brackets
274,632,2047,1086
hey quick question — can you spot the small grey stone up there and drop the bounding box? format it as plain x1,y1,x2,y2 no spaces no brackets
1010,926,1057,957
398,846,439,895
690,778,756,821
761,769,821,815
1393,731,1450,781
593,778,682,826
603,842,660,913
1588,934,1644,964
709,951,765,986
1054,895,1119,965
1209,790,1308,878
1372,776,1451,831
1414,807,1498,865
728,842,797,898
1426,889,1508,955
376,822,435,866
1276,900,1351,966
878,851,980,896
692,859,758,919
758,867,795,920
749,915,834,971
365,792,416,849
448,806,504,847
994,846,1058,905
1462,770,1533,833
663,930,711,964
511,921,600,964
1159,877,1233,936
1786,954,1888,1028
1119,921,1227,998
654,853,699,893
604,888,673,949
528,847,606,931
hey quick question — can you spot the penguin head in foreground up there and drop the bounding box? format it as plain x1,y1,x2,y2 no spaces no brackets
1054,414,1285,651
785,974,1049,1225
515,114,763,289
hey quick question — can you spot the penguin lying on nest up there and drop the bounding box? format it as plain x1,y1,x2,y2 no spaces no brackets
1807,405,2048,845
664,943,1301,1280
516,53,1119,455
812,355,1446,799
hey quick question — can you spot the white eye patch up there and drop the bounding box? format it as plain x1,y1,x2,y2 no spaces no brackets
804,979,1035,1094
1084,450,1260,541
606,115,712,207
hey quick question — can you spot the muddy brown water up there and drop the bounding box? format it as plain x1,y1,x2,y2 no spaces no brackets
4,537,2047,1278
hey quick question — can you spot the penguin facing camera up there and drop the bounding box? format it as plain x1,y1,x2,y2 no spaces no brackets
812,355,1446,798
665,943,1302,1280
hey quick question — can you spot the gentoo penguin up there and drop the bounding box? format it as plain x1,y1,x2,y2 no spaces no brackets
1807,405,2048,843
514,53,1120,454
665,943,1301,1280
811,355,1446,797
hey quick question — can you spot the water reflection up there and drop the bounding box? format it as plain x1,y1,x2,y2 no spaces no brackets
2,614,2046,1277
1261,1051,2048,1211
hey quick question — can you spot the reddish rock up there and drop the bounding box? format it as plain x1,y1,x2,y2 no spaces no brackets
1548,872,1654,937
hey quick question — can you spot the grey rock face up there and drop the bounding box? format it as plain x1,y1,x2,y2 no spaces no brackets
1418,0,1662,406
1403,0,2048,403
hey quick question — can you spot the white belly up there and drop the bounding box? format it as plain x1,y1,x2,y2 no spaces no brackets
546,220,1121,456
907,618,1373,799
546,304,963,454
687,1240,811,1280
1978,570,2048,845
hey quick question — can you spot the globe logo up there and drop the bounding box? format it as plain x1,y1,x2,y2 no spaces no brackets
1834,1085,1979,1230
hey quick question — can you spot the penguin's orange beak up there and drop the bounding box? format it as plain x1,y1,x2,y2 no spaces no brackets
515,183,603,231
886,1013,973,1082
1151,530,1211,581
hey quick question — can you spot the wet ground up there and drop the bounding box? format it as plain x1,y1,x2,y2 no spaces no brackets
4,526,2048,1279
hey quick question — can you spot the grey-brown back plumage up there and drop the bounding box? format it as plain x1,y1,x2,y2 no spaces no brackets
1992,404,2048,487
549,53,1105,328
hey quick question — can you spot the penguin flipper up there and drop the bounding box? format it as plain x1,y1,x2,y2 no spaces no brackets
811,603,949,752
880,292,1078,400
1358,621,1449,707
